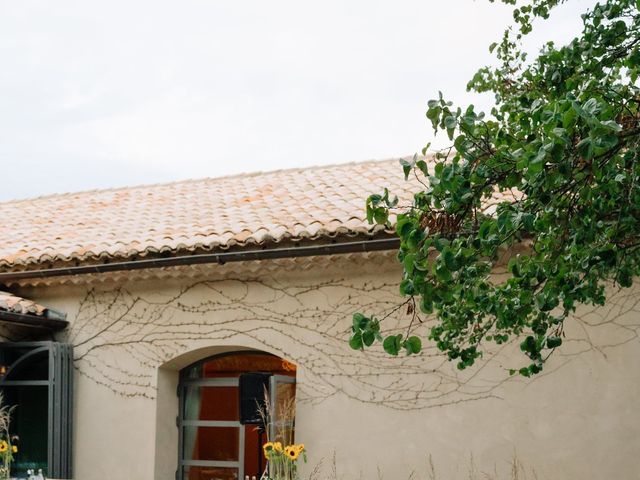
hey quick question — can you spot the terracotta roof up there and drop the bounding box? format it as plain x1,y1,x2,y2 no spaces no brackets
0,157,513,271
0,290,68,330
0,291,48,316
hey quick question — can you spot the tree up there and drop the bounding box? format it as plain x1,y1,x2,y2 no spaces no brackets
350,0,640,376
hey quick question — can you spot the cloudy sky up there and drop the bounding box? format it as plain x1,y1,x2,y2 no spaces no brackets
0,0,595,201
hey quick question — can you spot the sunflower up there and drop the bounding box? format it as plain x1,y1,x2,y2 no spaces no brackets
295,443,305,453
262,442,275,458
11,446,17,453
0,441,7,453
273,441,283,453
284,445,300,461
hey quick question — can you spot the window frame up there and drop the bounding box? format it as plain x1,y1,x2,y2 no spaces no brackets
178,376,246,479
177,351,297,480
0,341,73,479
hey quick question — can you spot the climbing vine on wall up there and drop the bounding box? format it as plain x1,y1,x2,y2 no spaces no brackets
60,265,639,407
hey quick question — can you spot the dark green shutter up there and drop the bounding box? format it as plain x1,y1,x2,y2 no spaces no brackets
0,342,73,479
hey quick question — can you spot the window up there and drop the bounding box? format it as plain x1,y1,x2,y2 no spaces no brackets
0,342,73,479
178,351,296,480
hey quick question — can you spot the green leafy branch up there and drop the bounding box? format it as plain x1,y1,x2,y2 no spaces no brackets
350,0,640,376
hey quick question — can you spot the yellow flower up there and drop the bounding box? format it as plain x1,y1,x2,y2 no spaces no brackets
0,441,7,453
295,443,305,453
273,442,283,452
11,446,17,453
262,442,274,457
284,445,300,461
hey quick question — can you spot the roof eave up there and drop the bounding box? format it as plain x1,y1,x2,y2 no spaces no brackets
0,310,69,331
0,235,401,285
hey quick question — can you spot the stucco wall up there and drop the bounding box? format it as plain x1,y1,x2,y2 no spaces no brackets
20,253,640,479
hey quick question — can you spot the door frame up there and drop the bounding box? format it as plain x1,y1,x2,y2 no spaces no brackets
176,351,296,480
178,376,246,479
268,375,296,442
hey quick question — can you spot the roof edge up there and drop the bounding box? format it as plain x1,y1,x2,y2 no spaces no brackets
0,235,401,285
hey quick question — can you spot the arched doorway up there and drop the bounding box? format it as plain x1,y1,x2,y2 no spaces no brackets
177,351,296,480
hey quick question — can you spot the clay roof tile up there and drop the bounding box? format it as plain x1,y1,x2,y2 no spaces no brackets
0,157,515,269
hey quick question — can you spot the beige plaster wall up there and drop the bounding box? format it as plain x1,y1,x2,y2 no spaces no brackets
19,253,640,480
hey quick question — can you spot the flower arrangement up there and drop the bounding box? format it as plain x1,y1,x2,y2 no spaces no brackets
257,390,306,480
0,394,17,480
262,441,306,480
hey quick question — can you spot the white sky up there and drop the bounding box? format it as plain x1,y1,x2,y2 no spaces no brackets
0,0,596,201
